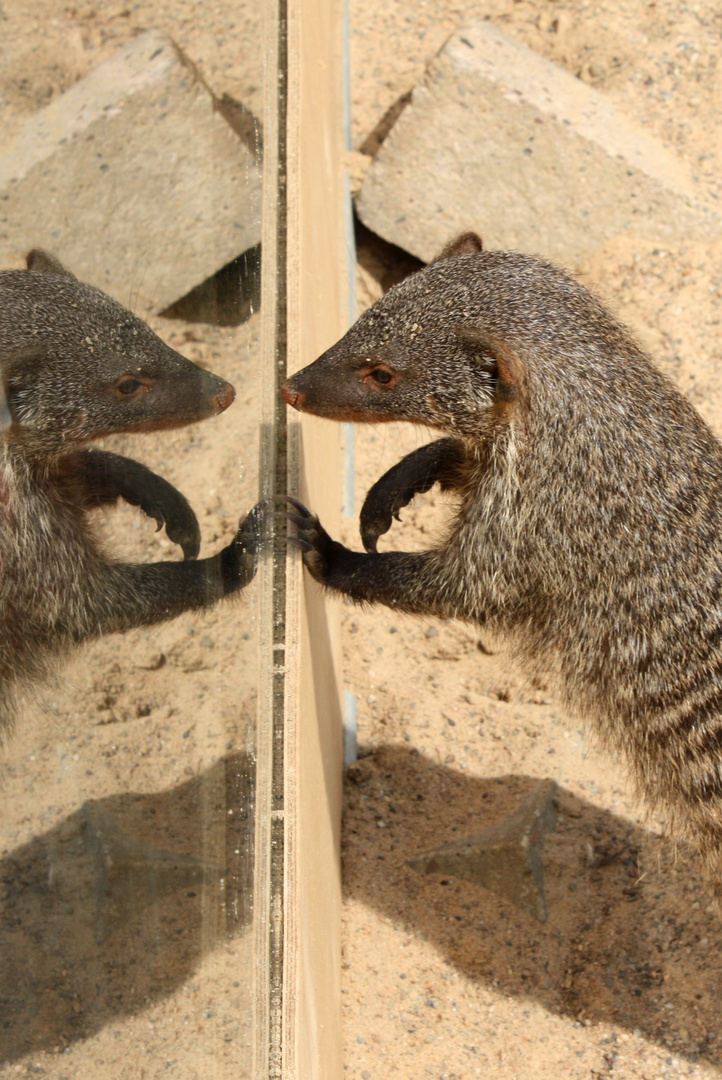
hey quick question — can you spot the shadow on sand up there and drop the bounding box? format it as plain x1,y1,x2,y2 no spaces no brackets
0,752,254,1062
343,743,722,1067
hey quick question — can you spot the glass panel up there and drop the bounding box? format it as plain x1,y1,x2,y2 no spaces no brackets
0,4,267,1076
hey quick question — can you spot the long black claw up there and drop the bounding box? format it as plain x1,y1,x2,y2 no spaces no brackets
284,495,311,516
288,536,314,553
286,512,311,529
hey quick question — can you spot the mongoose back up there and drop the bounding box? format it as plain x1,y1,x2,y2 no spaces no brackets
283,232,722,903
0,250,261,733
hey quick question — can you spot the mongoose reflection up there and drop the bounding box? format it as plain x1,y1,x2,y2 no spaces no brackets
0,249,262,733
284,231,722,904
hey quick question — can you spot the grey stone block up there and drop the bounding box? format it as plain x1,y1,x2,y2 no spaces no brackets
0,30,262,312
406,779,558,922
357,21,720,265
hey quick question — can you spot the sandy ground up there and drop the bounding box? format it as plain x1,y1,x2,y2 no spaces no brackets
2,1,722,1079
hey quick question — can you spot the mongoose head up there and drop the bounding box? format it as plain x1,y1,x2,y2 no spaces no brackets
282,232,635,440
0,250,236,454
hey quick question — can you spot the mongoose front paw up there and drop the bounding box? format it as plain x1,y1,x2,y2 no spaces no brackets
75,451,202,560
360,440,465,552
359,448,441,552
285,497,337,584
137,474,201,561
221,499,270,592
359,481,409,553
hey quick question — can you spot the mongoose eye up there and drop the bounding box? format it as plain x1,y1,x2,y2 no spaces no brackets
118,379,141,394
364,366,397,388
114,376,150,399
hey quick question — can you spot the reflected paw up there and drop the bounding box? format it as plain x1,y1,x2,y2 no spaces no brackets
221,499,273,592
149,484,201,561
236,498,271,557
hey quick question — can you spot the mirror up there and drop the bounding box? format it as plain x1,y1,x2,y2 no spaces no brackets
0,5,266,1075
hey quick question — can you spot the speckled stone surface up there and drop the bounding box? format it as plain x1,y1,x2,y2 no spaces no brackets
357,20,720,265
0,30,261,311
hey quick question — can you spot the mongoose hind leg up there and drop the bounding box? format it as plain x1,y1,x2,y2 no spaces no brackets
63,449,201,560
360,437,466,551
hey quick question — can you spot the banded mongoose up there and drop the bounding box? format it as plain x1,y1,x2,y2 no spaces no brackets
283,231,722,902
0,249,262,733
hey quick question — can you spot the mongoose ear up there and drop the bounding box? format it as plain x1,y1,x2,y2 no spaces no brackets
454,326,523,404
25,249,77,279
432,232,484,263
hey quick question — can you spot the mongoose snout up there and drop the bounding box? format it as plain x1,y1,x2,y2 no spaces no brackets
281,382,305,410
210,379,236,413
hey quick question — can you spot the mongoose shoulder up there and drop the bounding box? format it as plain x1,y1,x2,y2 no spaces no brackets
0,250,261,733
283,231,722,903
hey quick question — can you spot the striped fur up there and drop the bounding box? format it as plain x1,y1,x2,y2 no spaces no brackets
284,234,722,902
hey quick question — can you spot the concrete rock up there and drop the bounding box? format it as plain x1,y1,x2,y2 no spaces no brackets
406,779,558,922
0,30,262,312
357,21,720,265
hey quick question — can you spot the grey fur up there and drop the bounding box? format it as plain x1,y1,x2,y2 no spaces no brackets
284,233,722,902
0,251,261,734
